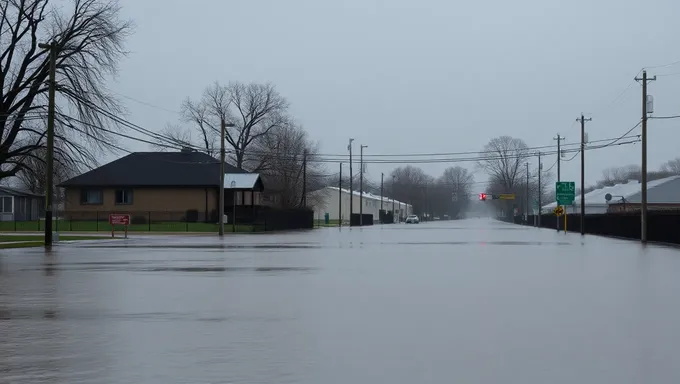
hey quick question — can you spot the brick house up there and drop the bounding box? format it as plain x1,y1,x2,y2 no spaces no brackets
59,149,264,222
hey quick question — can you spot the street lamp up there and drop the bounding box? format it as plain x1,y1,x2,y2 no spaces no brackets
219,119,236,236
359,144,367,226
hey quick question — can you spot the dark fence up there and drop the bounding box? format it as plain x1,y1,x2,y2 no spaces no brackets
0,207,314,233
379,210,394,224
509,212,680,244
257,208,313,231
350,213,374,226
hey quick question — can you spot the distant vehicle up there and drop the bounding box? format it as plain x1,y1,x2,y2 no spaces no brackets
433,216,440,220
405,215,420,224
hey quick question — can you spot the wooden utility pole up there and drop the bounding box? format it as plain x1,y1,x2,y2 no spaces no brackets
392,175,396,222
525,162,529,224
38,41,57,247
338,163,342,227
577,114,591,236
537,152,542,227
359,145,367,226
635,70,656,243
380,172,384,221
218,118,226,236
302,150,308,207
348,139,354,225
554,134,564,231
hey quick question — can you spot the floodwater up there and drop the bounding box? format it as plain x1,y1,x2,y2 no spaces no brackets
1,219,680,383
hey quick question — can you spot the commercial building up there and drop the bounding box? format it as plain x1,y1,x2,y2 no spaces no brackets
541,176,680,214
310,186,412,223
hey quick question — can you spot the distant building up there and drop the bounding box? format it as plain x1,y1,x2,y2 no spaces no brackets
309,186,413,222
541,176,680,214
0,186,44,221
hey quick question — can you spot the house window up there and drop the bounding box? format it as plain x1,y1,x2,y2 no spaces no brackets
80,189,103,205
0,196,12,213
115,189,133,205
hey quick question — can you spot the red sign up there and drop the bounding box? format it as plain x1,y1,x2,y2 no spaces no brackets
109,214,130,226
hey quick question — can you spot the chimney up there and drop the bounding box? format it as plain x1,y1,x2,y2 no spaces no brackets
180,147,194,154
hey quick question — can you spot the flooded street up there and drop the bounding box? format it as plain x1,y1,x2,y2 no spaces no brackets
2,218,680,383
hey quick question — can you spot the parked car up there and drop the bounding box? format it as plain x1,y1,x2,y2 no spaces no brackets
405,215,420,224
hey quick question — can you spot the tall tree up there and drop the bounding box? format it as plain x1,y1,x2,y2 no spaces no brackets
0,0,133,180
477,136,529,191
158,81,291,169
437,166,475,217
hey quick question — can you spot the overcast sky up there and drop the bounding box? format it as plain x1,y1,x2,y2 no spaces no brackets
108,0,680,190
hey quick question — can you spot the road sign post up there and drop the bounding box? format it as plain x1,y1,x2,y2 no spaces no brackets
109,214,130,238
555,181,576,206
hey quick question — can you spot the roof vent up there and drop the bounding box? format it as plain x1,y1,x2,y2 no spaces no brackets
180,147,194,153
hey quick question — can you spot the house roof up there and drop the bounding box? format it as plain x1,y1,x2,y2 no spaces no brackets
541,176,680,210
0,186,44,197
224,173,264,190
59,151,249,188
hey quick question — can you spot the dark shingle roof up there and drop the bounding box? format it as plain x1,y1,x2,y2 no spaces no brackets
59,151,249,187
0,186,44,197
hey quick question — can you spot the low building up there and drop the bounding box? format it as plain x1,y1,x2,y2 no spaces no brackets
59,149,264,222
0,186,44,221
541,176,680,214
310,186,413,223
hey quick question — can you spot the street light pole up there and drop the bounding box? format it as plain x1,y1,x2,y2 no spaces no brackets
219,118,235,236
392,175,396,223
359,145,367,226
380,172,384,223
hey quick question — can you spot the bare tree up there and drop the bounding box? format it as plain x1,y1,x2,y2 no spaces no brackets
477,136,530,191
436,166,475,217
661,158,680,175
163,81,291,169
0,0,133,181
254,125,327,208
386,165,433,216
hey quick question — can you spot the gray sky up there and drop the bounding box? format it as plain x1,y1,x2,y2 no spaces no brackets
109,0,680,189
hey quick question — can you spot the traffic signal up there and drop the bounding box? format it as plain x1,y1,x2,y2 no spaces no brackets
479,193,487,201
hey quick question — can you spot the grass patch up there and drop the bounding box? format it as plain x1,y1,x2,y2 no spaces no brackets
0,235,111,243
0,241,44,249
0,220,255,233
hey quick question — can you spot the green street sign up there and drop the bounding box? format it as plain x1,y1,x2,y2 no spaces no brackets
555,181,576,205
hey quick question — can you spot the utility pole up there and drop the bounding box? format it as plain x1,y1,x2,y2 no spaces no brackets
380,172,384,223
537,152,542,227
577,114,592,236
635,70,656,243
525,162,529,224
348,139,354,225
302,150,308,207
339,163,342,227
217,119,235,236
359,145,367,226
554,134,564,231
219,118,226,236
392,175,396,223
38,41,57,247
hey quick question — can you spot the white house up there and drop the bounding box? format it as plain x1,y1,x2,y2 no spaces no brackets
541,176,680,214
310,187,413,223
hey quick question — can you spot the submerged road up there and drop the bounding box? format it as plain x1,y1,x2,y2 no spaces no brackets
1,218,680,383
